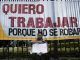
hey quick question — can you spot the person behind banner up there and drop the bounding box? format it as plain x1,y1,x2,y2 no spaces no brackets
30,29,48,55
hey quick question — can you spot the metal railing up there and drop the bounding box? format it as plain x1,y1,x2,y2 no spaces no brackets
0,39,80,60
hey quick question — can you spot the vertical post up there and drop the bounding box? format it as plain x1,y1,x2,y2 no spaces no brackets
50,41,52,53
59,40,62,57
53,40,58,60
26,41,28,55
22,41,24,60
69,40,71,55
3,45,5,58
65,40,67,56
7,45,9,60
12,41,14,58
73,40,75,51
78,39,80,57
17,40,19,59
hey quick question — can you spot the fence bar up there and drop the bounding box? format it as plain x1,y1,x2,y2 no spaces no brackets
22,41,23,60
0,39,80,59
53,40,58,60
12,41,14,58
78,39,80,57
65,40,67,56
17,40,19,59
3,46,5,59
7,45,9,60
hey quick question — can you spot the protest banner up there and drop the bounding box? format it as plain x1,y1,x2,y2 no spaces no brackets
0,0,80,40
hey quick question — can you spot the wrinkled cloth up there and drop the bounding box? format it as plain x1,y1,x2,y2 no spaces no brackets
31,42,48,55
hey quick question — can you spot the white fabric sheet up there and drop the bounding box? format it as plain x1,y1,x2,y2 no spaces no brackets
31,43,48,54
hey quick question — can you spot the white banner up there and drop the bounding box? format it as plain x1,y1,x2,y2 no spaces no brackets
31,43,48,54
0,1,80,40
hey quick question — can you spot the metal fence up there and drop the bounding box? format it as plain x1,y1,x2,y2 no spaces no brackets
0,39,80,60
